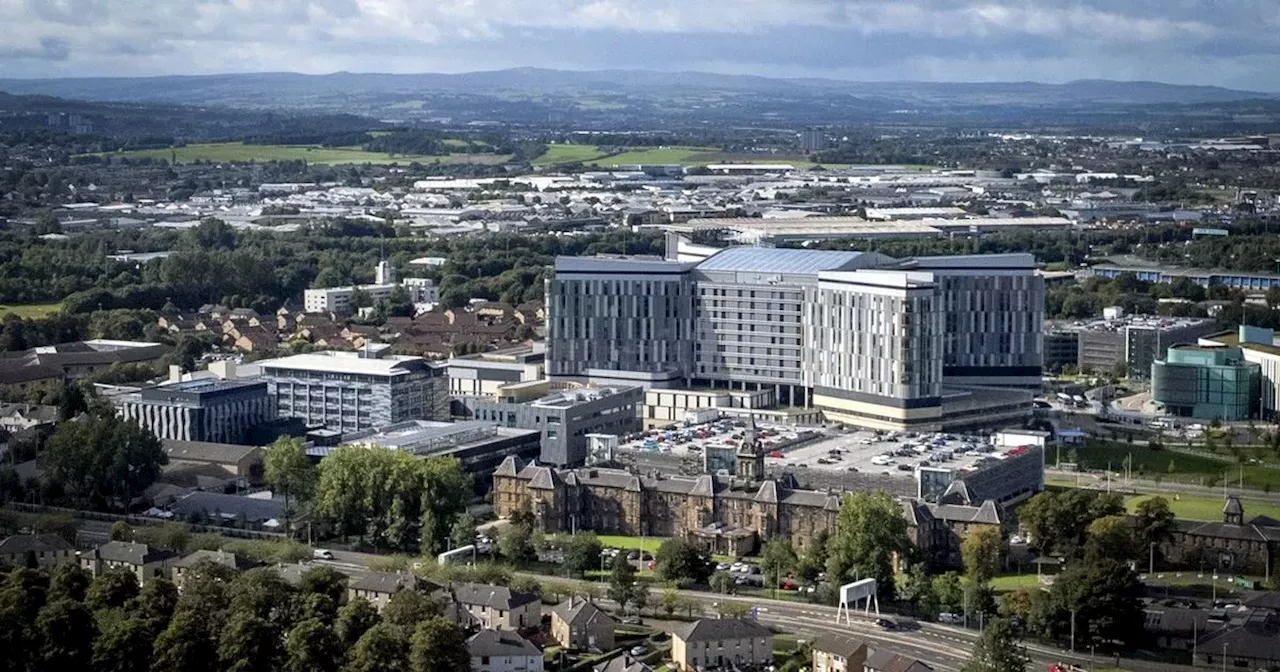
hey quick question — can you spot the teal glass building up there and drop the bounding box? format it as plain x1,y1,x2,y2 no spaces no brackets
1151,345,1260,420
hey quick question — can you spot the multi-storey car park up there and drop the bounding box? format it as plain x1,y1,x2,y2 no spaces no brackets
544,236,1044,433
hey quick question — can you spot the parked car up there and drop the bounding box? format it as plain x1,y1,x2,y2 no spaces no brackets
630,646,648,656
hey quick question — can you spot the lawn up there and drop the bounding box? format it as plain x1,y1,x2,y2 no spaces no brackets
94,143,512,166
531,143,612,166
596,535,669,555
989,574,1041,592
0,302,62,318
1125,493,1280,522
1068,440,1280,490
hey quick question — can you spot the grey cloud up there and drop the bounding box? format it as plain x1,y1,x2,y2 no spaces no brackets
0,0,1276,89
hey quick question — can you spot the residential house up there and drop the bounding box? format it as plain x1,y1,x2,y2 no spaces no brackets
347,571,421,612
863,649,935,672
0,533,76,569
79,541,178,585
0,404,58,432
595,655,652,672
550,597,615,651
171,550,262,590
812,635,868,672
468,629,544,672
451,582,542,630
670,619,773,672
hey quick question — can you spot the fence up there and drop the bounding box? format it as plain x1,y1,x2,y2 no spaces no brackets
4,501,287,541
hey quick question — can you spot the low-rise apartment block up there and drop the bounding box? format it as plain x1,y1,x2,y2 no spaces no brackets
671,619,773,672
259,347,447,433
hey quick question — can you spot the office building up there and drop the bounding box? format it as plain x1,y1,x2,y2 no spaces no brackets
1201,326,1280,420
329,420,541,490
801,128,828,152
546,240,1042,433
1151,345,1260,420
115,379,275,444
259,347,448,433
448,343,546,397
1059,314,1218,379
1042,330,1080,372
456,379,642,466
1093,262,1280,291
304,261,439,315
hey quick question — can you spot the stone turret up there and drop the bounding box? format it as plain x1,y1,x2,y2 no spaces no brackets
735,415,765,482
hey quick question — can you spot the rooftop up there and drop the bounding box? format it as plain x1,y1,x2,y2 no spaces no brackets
164,439,262,465
257,350,425,376
467,630,540,658
672,618,773,643
696,247,870,275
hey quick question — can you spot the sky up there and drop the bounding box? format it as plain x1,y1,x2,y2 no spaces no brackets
1,0,1278,90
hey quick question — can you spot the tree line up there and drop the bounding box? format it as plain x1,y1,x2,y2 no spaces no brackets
0,558,471,672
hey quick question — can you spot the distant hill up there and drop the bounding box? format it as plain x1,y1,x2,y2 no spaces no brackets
0,69,1269,111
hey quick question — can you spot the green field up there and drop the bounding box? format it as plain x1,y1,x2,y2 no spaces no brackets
1126,493,1280,522
95,143,512,166
532,143,613,166
530,143,848,169
989,573,1041,592
1068,441,1280,490
596,535,668,555
0,302,62,318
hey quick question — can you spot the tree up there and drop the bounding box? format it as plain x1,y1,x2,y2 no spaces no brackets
109,520,132,541
40,412,167,508
219,612,282,672
265,437,316,533
285,618,341,672
759,538,798,592
344,623,408,672
47,563,90,602
36,598,95,669
134,578,180,633
56,382,87,421
963,618,1029,672
227,567,297,627
960,527,1002,588
152,608,218,672
93,614,154,672
709,571,734,595
661,584,680,618
1084,516,1137,562
87,569,140,611
299,566,349,605
383,591,442,633
1133,496,1176,566
997,589,1036,623
496,524,536,563
407,617,470,672
563,532,604,578
1034,558,1145,646
897,564,937,617
449,513,476,550
608,554,638,614
335,599,382,650
931,573,965,615
654,538,712,585
826,492,909,593
1019,489,1124,559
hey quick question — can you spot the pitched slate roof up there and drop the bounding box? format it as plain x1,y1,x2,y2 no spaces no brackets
164,439,260,466
596,655,653,672
452,582,539,610
865,649,935,672
467,629,540,657
87,541,176,566
173,549,261,571
812,634,868,659
551,598,614,628
350,571,418,594
0,533,73,556
673,618,772,643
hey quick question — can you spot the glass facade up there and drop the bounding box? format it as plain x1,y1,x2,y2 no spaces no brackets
1151,346,1260,420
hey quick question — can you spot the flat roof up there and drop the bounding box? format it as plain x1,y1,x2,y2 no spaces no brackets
257,352,424,376
696,247,869,274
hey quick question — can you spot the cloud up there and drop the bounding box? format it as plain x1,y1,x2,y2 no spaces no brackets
0,0,1276,89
